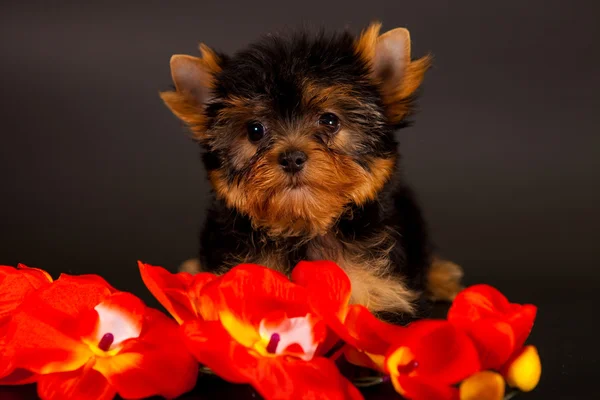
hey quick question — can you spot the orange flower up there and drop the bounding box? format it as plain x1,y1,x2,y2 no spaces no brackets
144,262,363,400
3,273,198,400
0,264,53,384
448,284,537,370
385,320,481,400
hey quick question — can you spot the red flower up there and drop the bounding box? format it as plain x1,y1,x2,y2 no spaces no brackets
291,260,407,372
3,273,198,400
0,264,53,384
385,320,481,400
138,262,216,324
148,262,363,400
448,284,537,370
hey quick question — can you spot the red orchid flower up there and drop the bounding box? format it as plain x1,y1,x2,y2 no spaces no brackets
291,260,407,372
143,261,363,400
3,273,198,400
0,264,53,384
447,284,537,371
0,264,53,324
384,320,481,400
138,262,216,324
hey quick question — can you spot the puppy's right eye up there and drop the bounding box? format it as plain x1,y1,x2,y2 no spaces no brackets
247,122,266,143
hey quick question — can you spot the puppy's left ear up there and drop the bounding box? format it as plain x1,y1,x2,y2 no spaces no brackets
356,22,432,124
160,44,222,140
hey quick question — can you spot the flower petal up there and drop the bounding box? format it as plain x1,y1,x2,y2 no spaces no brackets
386,320,480,385
37,366,116,400
455,319,515,370
501,345,541,392
449,285,513,319
0,265,52,322
292,263,406,364
459,371,505,400
182,319,258,384
291,260,351,316
56,273,118,296
259,313,326,361
1,330,36,384
94,308,198,399
32,274,114,317
138,261,211,323
393,374,458,400
201,264,309,327
508,304,537,349
448,285,538,368
190,272,220,320
0,368,37,385
17,263,53,284
339,305,408,358
92,293,145,349
251,357,364,400
6,299,92,374
4,275,115,374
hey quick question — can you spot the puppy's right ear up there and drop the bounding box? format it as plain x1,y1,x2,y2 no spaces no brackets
160,44,222,140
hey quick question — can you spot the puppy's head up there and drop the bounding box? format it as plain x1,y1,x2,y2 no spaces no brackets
161,22,431,238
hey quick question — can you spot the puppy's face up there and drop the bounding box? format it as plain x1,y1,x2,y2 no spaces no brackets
161,23,430,237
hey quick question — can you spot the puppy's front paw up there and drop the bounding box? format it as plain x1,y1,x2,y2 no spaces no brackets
179,258,202,274
426,257,464,302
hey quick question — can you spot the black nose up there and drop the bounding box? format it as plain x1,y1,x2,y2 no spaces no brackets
278,150,307,174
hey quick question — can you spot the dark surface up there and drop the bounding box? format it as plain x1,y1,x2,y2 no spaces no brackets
0,376,521,400
1,1,598,399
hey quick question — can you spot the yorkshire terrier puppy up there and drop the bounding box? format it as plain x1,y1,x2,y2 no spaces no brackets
160,22,462,321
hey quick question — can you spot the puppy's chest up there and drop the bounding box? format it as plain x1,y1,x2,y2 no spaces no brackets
249,232,414,313
248,234,346,271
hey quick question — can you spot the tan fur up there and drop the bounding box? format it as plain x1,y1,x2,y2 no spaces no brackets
384,55,432,124
159,44,222,141
355,22,383,65
159,90,208,139
426,257,464,301
217,244,290,276
179,250,289,276
335,255,417,314
179,258,202,274
230,137,258,170
302,83,360,108
354,22,432,124
209,144,396,238
198,43,222,78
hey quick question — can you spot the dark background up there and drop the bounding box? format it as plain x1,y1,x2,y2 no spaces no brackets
1,1,598,399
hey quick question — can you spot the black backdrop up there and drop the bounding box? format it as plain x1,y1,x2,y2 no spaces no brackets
1,1,599,399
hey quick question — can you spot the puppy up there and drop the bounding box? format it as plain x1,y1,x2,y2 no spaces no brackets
160,22,462,321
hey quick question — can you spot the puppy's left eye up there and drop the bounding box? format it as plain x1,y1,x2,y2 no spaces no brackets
318,113,341,133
